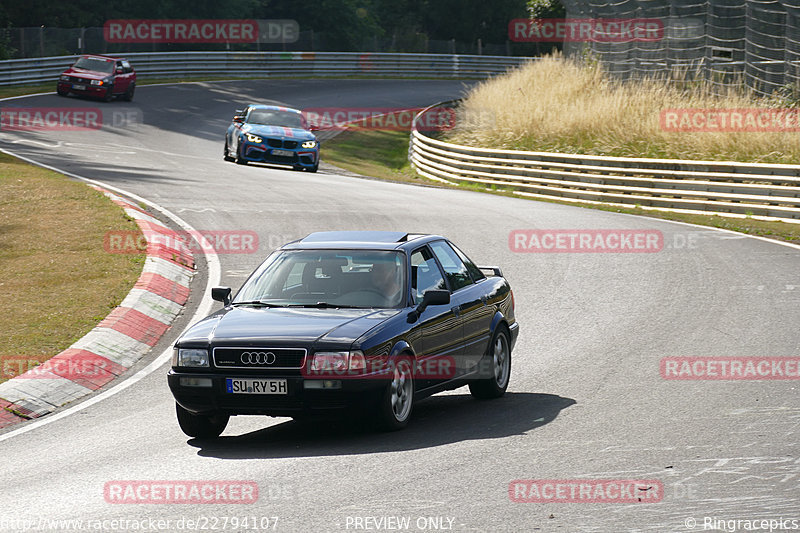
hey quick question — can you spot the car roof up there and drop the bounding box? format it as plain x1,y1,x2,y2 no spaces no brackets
78,54,125,61
248,104,302,114
281,231,444,251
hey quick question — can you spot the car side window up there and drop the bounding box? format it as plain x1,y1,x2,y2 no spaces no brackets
451,243,485,282
429,241,473,292
121,61,133,73
410,247,447,305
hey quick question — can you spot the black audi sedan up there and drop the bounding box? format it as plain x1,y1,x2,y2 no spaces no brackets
168,231,518,438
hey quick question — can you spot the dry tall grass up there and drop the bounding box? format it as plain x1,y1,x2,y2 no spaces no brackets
449,53,800,164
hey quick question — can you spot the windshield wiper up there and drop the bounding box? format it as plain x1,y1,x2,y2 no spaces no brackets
231,300,288,307
289,302,363,309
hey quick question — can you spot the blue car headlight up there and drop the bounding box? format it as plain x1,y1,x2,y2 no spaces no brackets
301,140,317,149
173,348,210,368
245,133,262,143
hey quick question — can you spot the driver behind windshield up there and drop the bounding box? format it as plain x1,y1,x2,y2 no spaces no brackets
369,260,403,307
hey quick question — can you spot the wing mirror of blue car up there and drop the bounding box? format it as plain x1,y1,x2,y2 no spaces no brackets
233,116,245,123
408,289,450,322
211,286,232,306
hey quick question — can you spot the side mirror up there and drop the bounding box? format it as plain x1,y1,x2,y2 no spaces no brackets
116,67,123,73
211,286,232,306
233,115,245,123
408,289,450,322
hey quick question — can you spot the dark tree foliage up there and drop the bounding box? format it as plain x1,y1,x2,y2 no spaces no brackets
5,0,536,48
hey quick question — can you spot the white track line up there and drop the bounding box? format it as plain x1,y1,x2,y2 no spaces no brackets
0,147,221,443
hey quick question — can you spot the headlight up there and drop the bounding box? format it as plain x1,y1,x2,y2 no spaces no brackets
309,350,365,374
173,348,210,368
301,140,317,149
245,133,262,143
60,75,69,81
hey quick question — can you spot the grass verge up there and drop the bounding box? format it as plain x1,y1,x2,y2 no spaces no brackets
0,153,144,383
323,128,800,246
322,128,425,184
449,53,800,165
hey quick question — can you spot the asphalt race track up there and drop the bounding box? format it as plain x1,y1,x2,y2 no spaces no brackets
1,79,799,532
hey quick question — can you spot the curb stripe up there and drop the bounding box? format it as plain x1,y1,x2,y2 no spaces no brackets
134,273,191,304
43,349,127,390
97,307,170,347
0,186,195,427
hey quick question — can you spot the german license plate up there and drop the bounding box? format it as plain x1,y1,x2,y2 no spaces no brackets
72,84,86,90
226,378,287,395
271,149,293,157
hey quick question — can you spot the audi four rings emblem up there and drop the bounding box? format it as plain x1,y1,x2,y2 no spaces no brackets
240,351,277,365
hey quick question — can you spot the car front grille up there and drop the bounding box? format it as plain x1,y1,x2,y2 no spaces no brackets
266,138,299,149
213,347,306,369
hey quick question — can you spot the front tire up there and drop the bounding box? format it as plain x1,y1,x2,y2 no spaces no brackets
102,87,114,102
56,86,69,97
376,357,414,430
469,327,511,399
122,83,135,102
234,143,248,165
175,403,229,438
223,140,235,162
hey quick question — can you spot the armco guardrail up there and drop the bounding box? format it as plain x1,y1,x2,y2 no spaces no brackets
0,51,529,87
410,102,800,221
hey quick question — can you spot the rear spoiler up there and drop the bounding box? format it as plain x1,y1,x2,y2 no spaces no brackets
478,265,503,277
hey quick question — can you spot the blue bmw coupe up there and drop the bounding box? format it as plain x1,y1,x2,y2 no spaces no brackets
224,104,320,172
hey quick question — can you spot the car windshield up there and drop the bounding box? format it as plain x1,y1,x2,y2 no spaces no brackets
234,250,406,308
247,109,305,129
72,56,115,74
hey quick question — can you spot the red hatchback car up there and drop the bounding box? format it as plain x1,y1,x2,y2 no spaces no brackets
57,55,136,102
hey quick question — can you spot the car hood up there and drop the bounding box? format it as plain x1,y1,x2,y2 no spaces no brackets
62,67,111,80
242,124,316,141
179,306,400,346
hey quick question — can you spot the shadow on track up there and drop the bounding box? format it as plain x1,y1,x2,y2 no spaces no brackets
189,392,575,459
